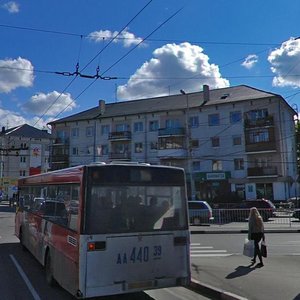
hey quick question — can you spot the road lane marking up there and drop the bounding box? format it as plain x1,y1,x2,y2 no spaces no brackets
191,246,213,249
191,253,232,257
192,250,227,253
10,254,41,300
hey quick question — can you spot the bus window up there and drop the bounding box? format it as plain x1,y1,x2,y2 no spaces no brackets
85,185,186,234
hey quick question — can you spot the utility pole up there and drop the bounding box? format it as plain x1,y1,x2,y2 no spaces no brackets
180,89,196,200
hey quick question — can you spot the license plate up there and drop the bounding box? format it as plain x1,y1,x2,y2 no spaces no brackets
128,280,153,290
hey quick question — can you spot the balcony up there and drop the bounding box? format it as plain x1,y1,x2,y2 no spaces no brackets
245,127,276,152
247,166,278,177
109,152,131,160
50,154,69,170
51,154,69,164
158,127,185,137
157,148,187,158
244,115,274,128
108,131,131,140
245,141,276,152
53,137,69,145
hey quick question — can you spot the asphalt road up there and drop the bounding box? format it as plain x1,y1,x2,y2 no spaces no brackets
0,204,208,300
4,201,300,300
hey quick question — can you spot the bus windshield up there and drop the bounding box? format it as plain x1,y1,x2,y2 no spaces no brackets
84,166,187,234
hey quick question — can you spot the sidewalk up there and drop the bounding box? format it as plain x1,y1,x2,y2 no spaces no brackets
189,255,300,300
188,222,300,299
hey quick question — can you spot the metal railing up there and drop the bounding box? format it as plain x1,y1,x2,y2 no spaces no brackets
189,208,300,227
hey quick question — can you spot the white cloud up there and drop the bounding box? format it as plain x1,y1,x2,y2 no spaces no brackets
22,91,76,116
2,1,19,13
0,109,50,130
268,37,300,87
0,108,27,128
241,54,258,69
88,28,144,47
0,57,34,93
117,42,230,100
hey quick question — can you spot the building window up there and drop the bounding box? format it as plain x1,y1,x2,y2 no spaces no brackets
158,137,184,149
233,135,242,145
189,116,199,128
86,126,94,137
149,120,159,131
249,129,269,143
21,143,27,149
208,114,220,126
20,156,26,163
248,108,268,120
150,142,158,150
86,146,93,155
97,144,108,156
116,124,129,132
72,147,79,155
71,128,79,138
102,144,108,155
19,170,26,177
254,157,271,167
191,139,199,148
230,111,242,124
134,122,143,132
234,158,244,170
166,119,180,128
135,142,143,153
101,125,110,135
212,160,222,171
192,161,201,171
211,137,220,147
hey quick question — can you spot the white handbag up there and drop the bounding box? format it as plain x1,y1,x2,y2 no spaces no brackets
243,238,254,257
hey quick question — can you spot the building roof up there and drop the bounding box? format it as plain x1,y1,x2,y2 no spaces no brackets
0,124,52,139
48,85,293,125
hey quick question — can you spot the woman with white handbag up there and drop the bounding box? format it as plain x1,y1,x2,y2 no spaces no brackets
248,207,265,267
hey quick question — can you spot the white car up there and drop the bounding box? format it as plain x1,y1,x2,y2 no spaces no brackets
188,201,214,225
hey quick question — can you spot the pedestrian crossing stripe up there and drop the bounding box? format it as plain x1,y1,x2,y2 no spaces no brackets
192,250,227,253
190,243,232,257
191,253,232,257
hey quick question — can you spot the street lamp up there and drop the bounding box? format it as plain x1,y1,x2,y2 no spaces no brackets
180,89,196,200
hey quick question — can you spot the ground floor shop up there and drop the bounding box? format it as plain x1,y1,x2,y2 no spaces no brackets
189,172,296,203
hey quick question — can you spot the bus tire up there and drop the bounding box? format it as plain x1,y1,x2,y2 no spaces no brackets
45,252,56,286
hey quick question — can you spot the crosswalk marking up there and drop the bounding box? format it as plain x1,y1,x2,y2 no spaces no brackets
192,246,213,249
190,243,232,257
192,250,227,253
192,253,232,257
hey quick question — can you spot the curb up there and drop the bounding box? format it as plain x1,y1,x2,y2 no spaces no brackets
189,278,248,300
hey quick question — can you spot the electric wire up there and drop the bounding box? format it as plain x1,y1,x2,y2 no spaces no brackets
80,0,153,73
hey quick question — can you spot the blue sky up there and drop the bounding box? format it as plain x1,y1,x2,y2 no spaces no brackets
1,0,300,129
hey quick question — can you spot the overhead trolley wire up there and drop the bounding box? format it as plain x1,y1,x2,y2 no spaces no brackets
52,6,184,120
31,0,155,124
80,0,153,73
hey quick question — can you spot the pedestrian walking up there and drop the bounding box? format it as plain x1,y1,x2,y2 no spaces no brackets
248,207,265,267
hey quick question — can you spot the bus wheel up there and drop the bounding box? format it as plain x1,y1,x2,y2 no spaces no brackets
45,253,56,286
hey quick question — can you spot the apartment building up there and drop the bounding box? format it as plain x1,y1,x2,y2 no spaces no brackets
0,124,52,199
48,85,298,203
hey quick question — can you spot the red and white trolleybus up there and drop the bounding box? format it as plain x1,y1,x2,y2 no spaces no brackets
15,162,191,298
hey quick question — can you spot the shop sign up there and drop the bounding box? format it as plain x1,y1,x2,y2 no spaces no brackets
206,173,226,180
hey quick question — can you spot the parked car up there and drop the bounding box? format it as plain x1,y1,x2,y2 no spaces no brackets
188,201,214,225
218,199,276,222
